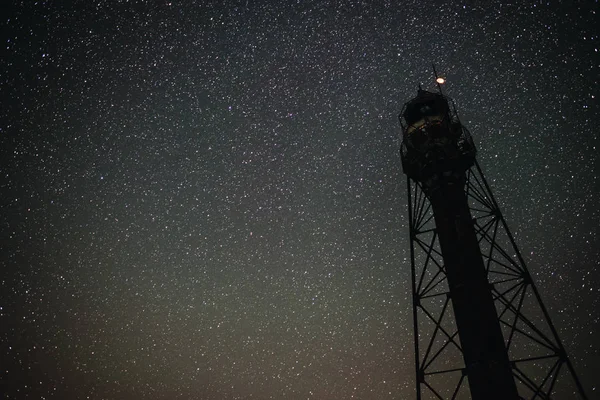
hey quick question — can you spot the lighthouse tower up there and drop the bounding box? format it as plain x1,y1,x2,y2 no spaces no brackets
400,74,588,400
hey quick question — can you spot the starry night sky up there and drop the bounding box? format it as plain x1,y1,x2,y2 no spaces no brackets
1,1,599,399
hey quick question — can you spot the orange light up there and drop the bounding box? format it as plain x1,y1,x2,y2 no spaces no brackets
436,77,445,84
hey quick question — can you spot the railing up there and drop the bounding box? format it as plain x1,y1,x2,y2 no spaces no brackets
400,120,477,181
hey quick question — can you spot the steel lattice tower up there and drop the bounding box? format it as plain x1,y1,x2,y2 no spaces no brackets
399,76,588,400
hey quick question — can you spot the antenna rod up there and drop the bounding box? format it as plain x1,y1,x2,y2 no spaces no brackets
432,63,443,94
